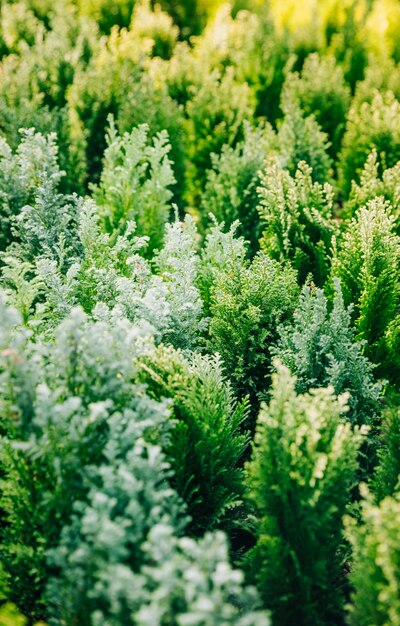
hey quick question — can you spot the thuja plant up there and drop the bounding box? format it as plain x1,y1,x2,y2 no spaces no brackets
0,129,62,251
339,91,400,195
3,195,206,350
272,280,382,427
344,148,400,227
92,115,175,255
138,344,250,535
277,94,333,184
207,251,298,411
0,304,167,618
0,296,269,625
200,122,276,254
281,53,351,158
153,215,206,350
185,67,254,204
197,217,248,317
331,197,400,382
246,363,368,626
345,485,400,626
371,407,400,502
6,177,83,269
257,158,337,285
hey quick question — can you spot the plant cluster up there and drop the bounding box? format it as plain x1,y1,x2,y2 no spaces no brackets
0,1,400,625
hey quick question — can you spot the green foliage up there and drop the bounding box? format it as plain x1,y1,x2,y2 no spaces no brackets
93,116,175,254
282,53,351,157
257,158,336,285
154,215,206,350
277,93,333,184
207,251,298,408
131,0,178,59
198,217,248,316
138,345,249,534
116,77,186,206
185,67,254,204
339,91,400,195
2,2,400,623
372,406,400,502
332,197,400,382
0,304,170,616
345,148,400,227
346,486,400,626
76,0,136,33
246,363,367,626
200,122,275,253
273,280,382,426
0,129,62,251
7,182,82,269
66,26,145,186
0,297,267,625
50,519,269,626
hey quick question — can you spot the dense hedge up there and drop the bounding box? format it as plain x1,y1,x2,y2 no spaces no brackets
0,1,399,625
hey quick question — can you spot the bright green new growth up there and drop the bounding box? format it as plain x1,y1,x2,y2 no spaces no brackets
257,158,336,285
273,280,382,426
332,197,400,382
138,344,250,534
93,115,175,254
208,251,298,408
346,486,400,626
246,363,367,626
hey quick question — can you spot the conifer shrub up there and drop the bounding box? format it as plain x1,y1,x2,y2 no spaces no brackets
0,296,269,625
185,67,254,204
0,1,42,54
153,215,206,350
67,27,146,185
200,122,275,253
339,91,400,195
281,53,351,157
138,345,249,534
198,217,248,317
277,94,333,184
352,56,400,109
130,0,178,59
76,0,136,33
246,363,367,626
116,77,186,206
207,251,298,409
273,280,382,426
332,197,400,382
3,199,207,349
344,149,400,227
257,158,336,285
0,303,170,617
0,10,96,192
0,129,66,252
346,486,400,626
372,406,400,502
92,116,175,254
